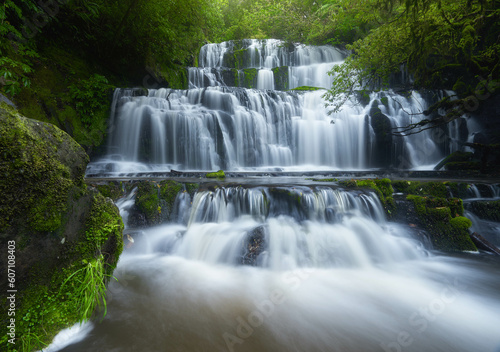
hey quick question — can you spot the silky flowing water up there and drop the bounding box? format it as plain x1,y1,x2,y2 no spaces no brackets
48,40,500,351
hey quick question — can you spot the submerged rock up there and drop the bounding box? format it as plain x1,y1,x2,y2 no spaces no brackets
242,225,267,265
0,103,123,349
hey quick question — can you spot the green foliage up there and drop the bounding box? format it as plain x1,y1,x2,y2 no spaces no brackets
60,253,116,323
0,56,33,96
220,0,321,42
324,0,500,118
69,74,112,127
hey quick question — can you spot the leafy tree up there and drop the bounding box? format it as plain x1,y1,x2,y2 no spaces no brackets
323,0,500,132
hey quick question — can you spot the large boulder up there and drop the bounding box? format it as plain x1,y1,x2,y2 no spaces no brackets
0,103,123,349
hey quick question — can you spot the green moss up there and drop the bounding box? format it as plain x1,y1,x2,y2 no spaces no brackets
160,180,184,211
95,182,124,201
206,170,226,179
433,151,474,171
392,180,449,198
242,68,258,88
0,104,87,233
306,178,337,182
450,216,472,229
185,183,200,197
272,66,289,90
374,178,394,198
233,49,248,69
444,182,470,198
339,178,393,211
135,182,161,223
380,96,389,107
289,86,324,91
159,65,189,89
406,195,476,252
80,192,124,268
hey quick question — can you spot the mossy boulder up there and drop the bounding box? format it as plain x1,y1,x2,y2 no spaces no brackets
93,181,124,201
0,104,123,350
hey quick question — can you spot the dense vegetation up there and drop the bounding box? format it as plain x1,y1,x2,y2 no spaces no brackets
1,0,499,147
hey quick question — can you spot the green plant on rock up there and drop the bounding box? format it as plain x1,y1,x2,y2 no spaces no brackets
68,74,112,127
206,170,226,179
59,252,116,323
160,180,183,210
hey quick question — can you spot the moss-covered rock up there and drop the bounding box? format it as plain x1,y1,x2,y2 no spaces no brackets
406,195,476,252
135,182,161,224
159,180,184,220
272,66,289,91
0,104,123,350
392,180,450,198
466,200,500,222
341,178,476,251
206,170,226,179
289,86,323,91
93,181,124,201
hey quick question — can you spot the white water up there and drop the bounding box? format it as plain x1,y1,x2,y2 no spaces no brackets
49,186,500,352
87,87,449,175
87,39,473,176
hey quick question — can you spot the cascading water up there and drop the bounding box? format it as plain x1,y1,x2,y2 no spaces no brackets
58,38,500,352
51,185,500,352
87,39,470,176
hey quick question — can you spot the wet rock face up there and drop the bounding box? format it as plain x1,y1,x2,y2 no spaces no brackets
368,102,393,168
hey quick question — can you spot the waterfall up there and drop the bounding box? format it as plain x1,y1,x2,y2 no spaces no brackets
129,186,417,269
85,39,478,175
85,39,481,175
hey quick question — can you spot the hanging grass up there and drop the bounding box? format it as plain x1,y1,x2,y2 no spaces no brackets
59,253,117,323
